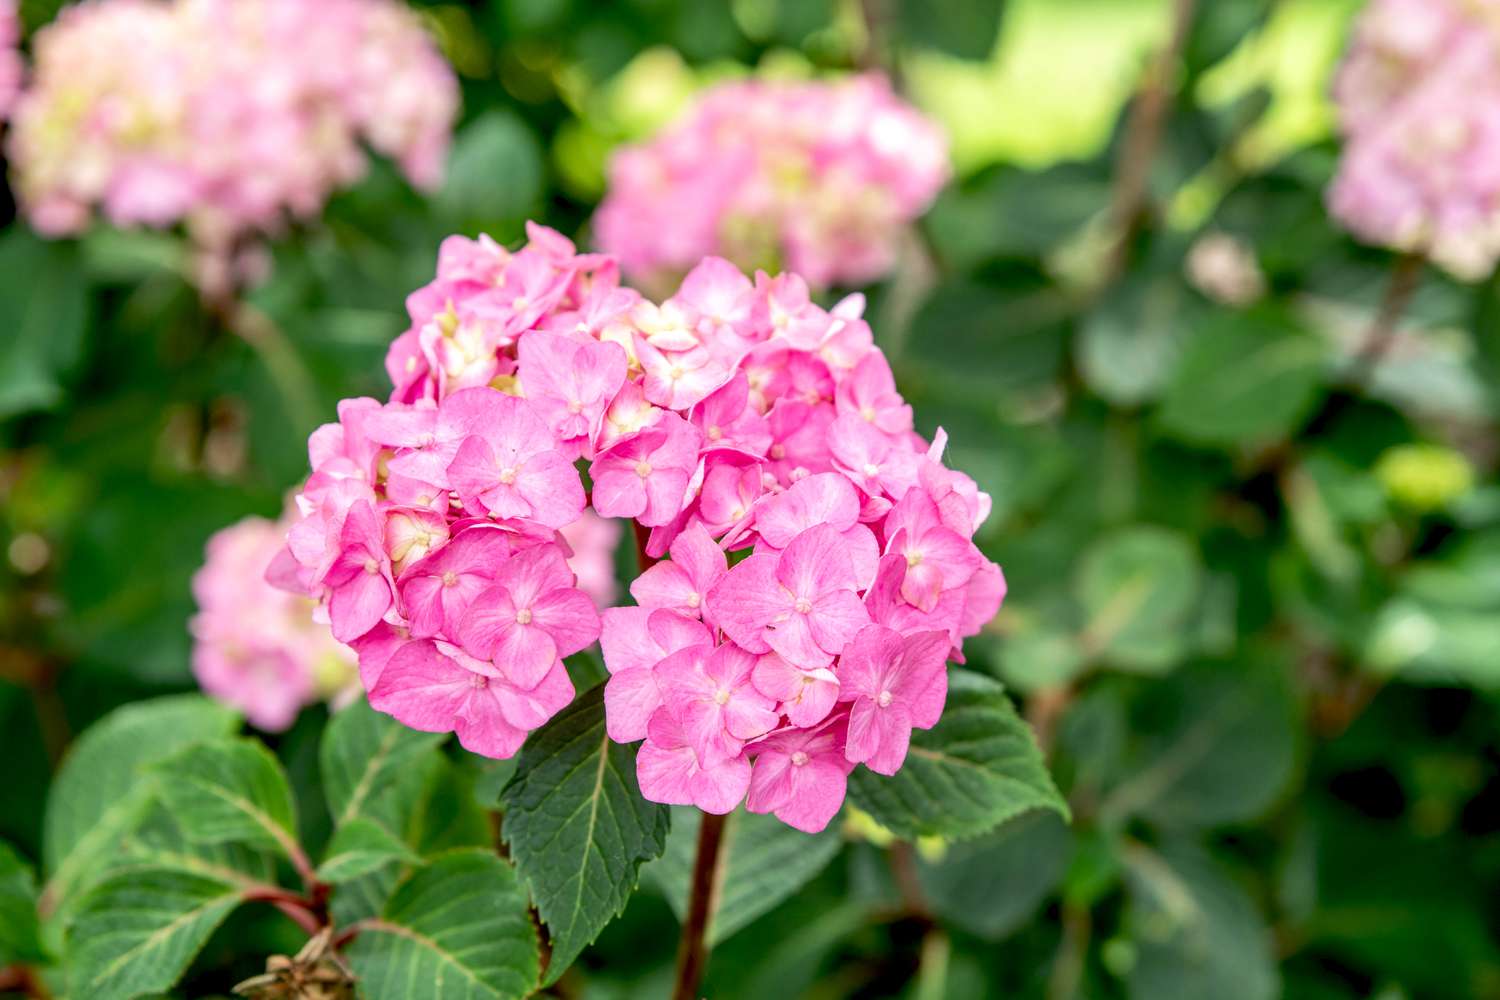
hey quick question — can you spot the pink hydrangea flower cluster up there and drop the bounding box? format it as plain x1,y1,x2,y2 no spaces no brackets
594,74,949,292
192,512,358,732
0,1,20,123
6,0,457,285
273,223,1004,831
1330,0,1500,279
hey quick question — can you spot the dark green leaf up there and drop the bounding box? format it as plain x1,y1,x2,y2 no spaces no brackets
499,685,668,985
847,669,1067,839
0,230,90,418
916,810,1072,940
345,849,539,1000
898,0,1004,60
436,110,544,228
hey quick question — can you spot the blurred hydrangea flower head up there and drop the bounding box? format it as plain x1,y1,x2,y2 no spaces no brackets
271,223,1005,832
6,0,458,290
594,74,949,292
1330,0,1500,279
192,511,359,731
0,1,19,122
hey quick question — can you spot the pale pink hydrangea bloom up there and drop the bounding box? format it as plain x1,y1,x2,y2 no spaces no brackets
0,1,20,123
191,512,358,731
595,74,949,292
272,222,1007,819
1330,0,1500,279
6,0,458,291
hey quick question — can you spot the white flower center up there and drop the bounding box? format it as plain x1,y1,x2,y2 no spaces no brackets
635,461,653,478
363,557,380,574
877,690,893,708
568,400,584,414
442,571,458,588
706,425,722,440
794,598,813,614
863,462,880,478
498,466,517,485
713,689,730,706
791,751,809,767
687,592,701,608
515,608,533,625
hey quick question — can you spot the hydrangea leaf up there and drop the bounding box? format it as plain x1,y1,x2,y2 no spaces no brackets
648,807,843,945
1075,525,1203,674
316,817,420,884
345,849,539,1000
0,840,44,964
319,698,446,829
847,669,1067,839
65,865,246,1000
498,684,669,985
1157,308,1327,446
42,696,239,927
150,738,299,859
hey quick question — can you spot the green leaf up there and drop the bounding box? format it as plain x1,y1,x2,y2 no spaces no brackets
898,0,1004,60
1157,308,1327,446
1075,525,1203,673
1124,842,1280,1000
65,865,245,1000
1078,276,1194,407
321,699,446,829
0,229,90,418
43,696,239,919
436,110,544,228
151,739,299,859
648,808,843,946
345,849,540,1000
916,810,1072,940
847,670,1067,840
0,841,44,964
1098,662,1298,829
317,818,420,884
499,685,668,985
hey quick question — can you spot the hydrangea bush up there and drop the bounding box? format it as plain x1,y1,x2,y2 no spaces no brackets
594,74,949,291
272,223,1006,833
1329,0,1500,279
6,0,457,291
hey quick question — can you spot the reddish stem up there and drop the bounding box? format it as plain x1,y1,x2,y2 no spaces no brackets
244,887,323,936
633,520,658,572
670,812,728,1000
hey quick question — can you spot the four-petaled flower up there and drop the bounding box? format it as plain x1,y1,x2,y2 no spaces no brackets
838,625,950,775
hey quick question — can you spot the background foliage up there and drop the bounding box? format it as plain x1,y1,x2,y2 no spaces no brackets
3,0,1499,998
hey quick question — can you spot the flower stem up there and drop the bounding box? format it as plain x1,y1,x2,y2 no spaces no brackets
671,811,728,1000
633,520,658,573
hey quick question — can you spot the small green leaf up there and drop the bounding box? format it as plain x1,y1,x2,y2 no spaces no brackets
345,849,540,1000
847,669,1067,839
1098,662,1298,829
1075,525,1203,673
648,808,842,946
321,699,445,829
66,865,245,1000
436,110,544,228
899,0,1004,60
1124,842,1280,1000
317,818,420,884
151,739,299,859
43,696,239,920
1157,308,1327,446
0,841,44,964
499,685,668,985
0,230,90,418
